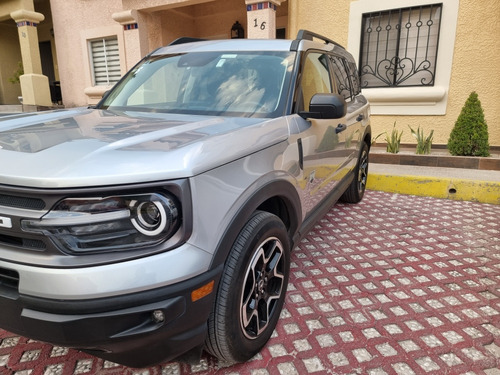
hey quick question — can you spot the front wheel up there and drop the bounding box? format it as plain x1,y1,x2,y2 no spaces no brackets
341,141,369,203
205,211,290,363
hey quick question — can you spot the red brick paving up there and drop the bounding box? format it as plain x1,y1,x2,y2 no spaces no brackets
1,191,500,375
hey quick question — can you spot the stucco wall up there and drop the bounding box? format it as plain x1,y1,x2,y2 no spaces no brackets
171,1,245,40
0,0,35,20
0,23,22,104
160,9,197,45
50,0,124,108
288,0,350,47
445,1,500,147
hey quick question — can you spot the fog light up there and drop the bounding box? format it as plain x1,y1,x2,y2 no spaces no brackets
152,310,165,323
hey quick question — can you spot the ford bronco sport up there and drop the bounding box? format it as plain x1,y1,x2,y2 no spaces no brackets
0,30,370,367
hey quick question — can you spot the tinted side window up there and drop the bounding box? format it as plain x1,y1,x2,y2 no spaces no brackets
298,53,333,111
330,56,352,101
346,60,361,97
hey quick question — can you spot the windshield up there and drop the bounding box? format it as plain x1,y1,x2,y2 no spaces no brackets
98,51,295,118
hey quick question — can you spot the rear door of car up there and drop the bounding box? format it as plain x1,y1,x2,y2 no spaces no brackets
330,54,369,174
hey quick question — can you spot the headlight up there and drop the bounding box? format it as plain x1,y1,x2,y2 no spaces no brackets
22,193,180,253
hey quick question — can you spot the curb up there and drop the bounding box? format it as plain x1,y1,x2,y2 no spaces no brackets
367,173,500,205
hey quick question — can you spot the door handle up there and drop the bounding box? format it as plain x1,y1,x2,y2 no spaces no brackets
335,123,347,134
356,114,364,122
297,138,303,170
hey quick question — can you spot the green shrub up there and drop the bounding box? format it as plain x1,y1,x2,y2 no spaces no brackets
8,61,23,84
374,122,403,153
447,92,490,156
409,125,434,155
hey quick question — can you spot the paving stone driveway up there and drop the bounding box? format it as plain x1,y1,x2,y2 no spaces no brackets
1,190,500,375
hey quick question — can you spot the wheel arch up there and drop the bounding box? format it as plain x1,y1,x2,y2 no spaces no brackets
210,178,302,268
363,125,372,149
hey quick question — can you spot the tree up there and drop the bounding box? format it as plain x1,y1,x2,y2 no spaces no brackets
447,92,490,156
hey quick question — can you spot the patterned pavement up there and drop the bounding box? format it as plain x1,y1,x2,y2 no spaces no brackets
1,190,500,375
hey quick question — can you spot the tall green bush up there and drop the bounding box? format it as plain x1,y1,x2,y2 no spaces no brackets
447,92,490,156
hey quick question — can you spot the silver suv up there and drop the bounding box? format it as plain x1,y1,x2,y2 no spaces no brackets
0,30,370,367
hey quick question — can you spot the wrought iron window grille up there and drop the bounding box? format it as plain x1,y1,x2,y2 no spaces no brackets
359,3,442,88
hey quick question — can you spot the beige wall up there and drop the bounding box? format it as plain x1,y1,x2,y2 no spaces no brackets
50,0,124,107
445,1,500,147
0,0,35,20
0,22,23,104
288,0,350,47
160,2,245,42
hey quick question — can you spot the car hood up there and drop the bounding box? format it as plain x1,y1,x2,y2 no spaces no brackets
0,108,288,188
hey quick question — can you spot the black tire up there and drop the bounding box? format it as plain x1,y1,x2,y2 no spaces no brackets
341,141,369,203
205,211,290,363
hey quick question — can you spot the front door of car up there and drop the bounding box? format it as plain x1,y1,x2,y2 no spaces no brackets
292,52,348,215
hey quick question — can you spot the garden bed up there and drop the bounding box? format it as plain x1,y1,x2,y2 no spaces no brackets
370,144,500,171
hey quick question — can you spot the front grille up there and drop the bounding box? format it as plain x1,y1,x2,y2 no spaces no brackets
0,233,46,250
0,267,19,289
0,194,45,210
0,189,49,252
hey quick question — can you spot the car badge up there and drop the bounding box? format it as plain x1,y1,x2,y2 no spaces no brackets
0,216,12,229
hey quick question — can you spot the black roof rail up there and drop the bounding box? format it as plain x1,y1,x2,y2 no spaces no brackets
290,29,345,51
169,37,206,46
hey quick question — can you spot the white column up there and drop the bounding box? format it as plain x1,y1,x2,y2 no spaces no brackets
245,1,283,39
10,9,52,107
112,9,149,70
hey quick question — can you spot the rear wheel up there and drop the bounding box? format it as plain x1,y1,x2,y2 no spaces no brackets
341,141,369,203
205,211,290,363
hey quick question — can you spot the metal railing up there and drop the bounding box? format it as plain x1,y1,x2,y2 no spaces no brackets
359,3,442,88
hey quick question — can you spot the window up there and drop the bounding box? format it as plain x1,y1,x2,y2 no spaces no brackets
359,4,442,88
348,0,459,115
298,53,332,112
89,37,121,86
101,52,294,118
330,56,361,101
345,59,361,97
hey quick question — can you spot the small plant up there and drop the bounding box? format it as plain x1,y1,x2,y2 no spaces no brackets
447,91,490,157
374,122,403,153
8,61,23,84
409,125,434,155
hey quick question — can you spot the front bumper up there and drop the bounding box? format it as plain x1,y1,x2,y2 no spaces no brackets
0,265,222,368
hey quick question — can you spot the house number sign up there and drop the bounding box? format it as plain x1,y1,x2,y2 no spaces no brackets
254,18,267,30
246,1,278,39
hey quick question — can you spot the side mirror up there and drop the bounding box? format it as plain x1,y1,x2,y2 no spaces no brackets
299,93,347,119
